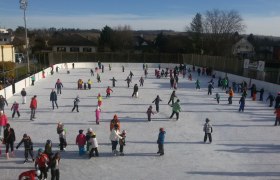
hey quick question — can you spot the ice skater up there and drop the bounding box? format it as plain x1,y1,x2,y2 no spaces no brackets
21,88,27,104
97,93,103,107
208,83,214,95
168,91,177,105
90,69,94,76
11,101,20,118
89,131,99,158
72,96,80,112
110,124,123,156
50,89,58,110
239,95,245,112
35,148,49,180
0,95,8,113
55,79,63,94
146,105,155,121
87,79,92,89
119,130,126,156
152,95,162,113
76,130,86,155
157,128,165,156
57,122,67,151
274,107,280,126
266,93,275,107
125,76,132,88
4,123,16,159
215,93,220,104
139,77,144,86
30,95,37,121
97,73,101,83
95,106,101,124
169,99,181,120
110,77,117,87
203,118,213,143
132,84,139,98
195,80,200,89
16,133,34,163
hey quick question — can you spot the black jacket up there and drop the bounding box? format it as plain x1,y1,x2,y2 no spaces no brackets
50,91,57,101
16,137,33,150
4,128,16,143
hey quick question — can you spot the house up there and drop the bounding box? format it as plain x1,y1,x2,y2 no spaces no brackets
233,38,255,58
0,29,15,62
0,28,14,45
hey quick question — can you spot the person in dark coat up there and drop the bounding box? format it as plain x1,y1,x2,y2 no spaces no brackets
55,79,63,94
266,93,275,107
50,89,58,110
110,77,117,87
16,133,34,163
0,95,8,113
239,96,245,112
72,96,80,112
132,84,139,98
207,83,214,95
275,92,280,109
125,76,132,88
168,91,177,105
152,95,162,113
21,88,27,104
259,88,264,101
139,77,144,87
4,123,16,159
157,128,165,156
203,118,213,143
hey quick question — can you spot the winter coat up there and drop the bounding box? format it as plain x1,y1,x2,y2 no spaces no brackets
0,114,8,126
97,96,103,102
275,108,280,118
133,85,138,92
239,96,245,105
16,136,33,150
57,126,66,139
30,97,37,109
89,134,98,149
110,129,122,141
157,131,165,144
119,134,126,146
11,103,19,111
106,88,113,94
76,134,86,146
35,153,49,168
4,128,16,143
18,170,37,180
50,91,57,101
229,89,234,97
21,90,27,97
203,122,213,133
96,108,101,119
146,107,154,116
74,98,80,105
275,95,280,108
170,92,177,100
152,97,162,105
0,97,8,107
55,82,63,89
110,119,120,131
172,102,181,113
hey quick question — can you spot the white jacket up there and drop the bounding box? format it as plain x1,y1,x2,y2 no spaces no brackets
89,137,98,149
109,129,122,141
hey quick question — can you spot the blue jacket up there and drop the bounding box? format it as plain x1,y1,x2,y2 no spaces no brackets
157,131,166,144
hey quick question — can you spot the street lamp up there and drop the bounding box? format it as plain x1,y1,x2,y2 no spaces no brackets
19,0,30,74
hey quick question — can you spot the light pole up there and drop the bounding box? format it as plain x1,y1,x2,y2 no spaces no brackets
19,0,30,74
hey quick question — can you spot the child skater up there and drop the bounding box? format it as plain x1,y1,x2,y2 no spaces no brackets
119,130,126,156
97,93,103,107
89,131,99,158
76,129,86,155
11,101,20,118
203,118,213,143
146,105,155,121
16,133,34,163
95,106,101,125
106,86,113,98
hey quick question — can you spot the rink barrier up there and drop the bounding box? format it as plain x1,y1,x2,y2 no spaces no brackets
0,62,279,99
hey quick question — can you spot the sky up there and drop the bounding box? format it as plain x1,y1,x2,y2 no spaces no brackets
0,0,280,36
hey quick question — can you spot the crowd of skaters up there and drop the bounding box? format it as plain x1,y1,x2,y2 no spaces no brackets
0,62,279,179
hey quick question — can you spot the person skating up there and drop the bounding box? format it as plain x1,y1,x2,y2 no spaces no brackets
152,95,162,113
16,133,34,163
266,93,275,107
109,64,112,71
18,169,41,180
89,131,99,158
72,62,75,69
146,105,155,121
0,95,8,113
119,130,126,156
110,124,123,156
129,71,134,79
21,88,27,104
77,79,83,90
50,152,60,180
85,128,92,153
227,87,234,104
50,89,58,110
169,99,181,120
30,95,37,121
76,130,86,156
122,65,125,72
4,123,16,159
188,73,192,81
167,91,177,105
98,61,101,69
139,77,144,86
44,140,53,166
102,64,104,73
170,76,174,89
207,83,214,95
83,82,87,90
258,88,264,101
157,127,165,156
195,80,200,89
239,95,245,112
0,110,8,139
203,118,213,143
110,114,121,131
95,106,101,124
125,76,132,88
35,148,49,180
87,79,93,89
31,75,35,86
97,73,101,83
132,84,139,98
11,101,20,118
97,93,103,107
57,122,67,151
71,96,80,112
274,107,280,126
55,66,59,73
110,77,117,87
90,69,94,76
275,92,280,109
215,93,220,104
55,79,63,94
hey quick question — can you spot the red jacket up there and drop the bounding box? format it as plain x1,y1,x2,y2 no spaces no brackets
30,98,37,109
35,153,49,168
18,170,36,180
0,114,8,126
76,134,86,146
106,88,113,94
275,109,280,118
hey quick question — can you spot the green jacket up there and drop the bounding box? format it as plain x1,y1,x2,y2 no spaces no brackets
172,102,181,113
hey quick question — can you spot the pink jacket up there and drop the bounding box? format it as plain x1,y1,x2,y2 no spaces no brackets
0,114,8,126
95,108,101,118
76,134,86,146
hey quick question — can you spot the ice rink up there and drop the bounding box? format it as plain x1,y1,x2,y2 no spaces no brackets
0,64,278,180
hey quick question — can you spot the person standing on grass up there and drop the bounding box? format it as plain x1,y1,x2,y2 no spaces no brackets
30,95,37,121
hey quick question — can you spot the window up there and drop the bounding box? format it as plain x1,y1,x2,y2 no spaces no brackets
57,47,66,52
83,47,92,52
70,47,79,52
